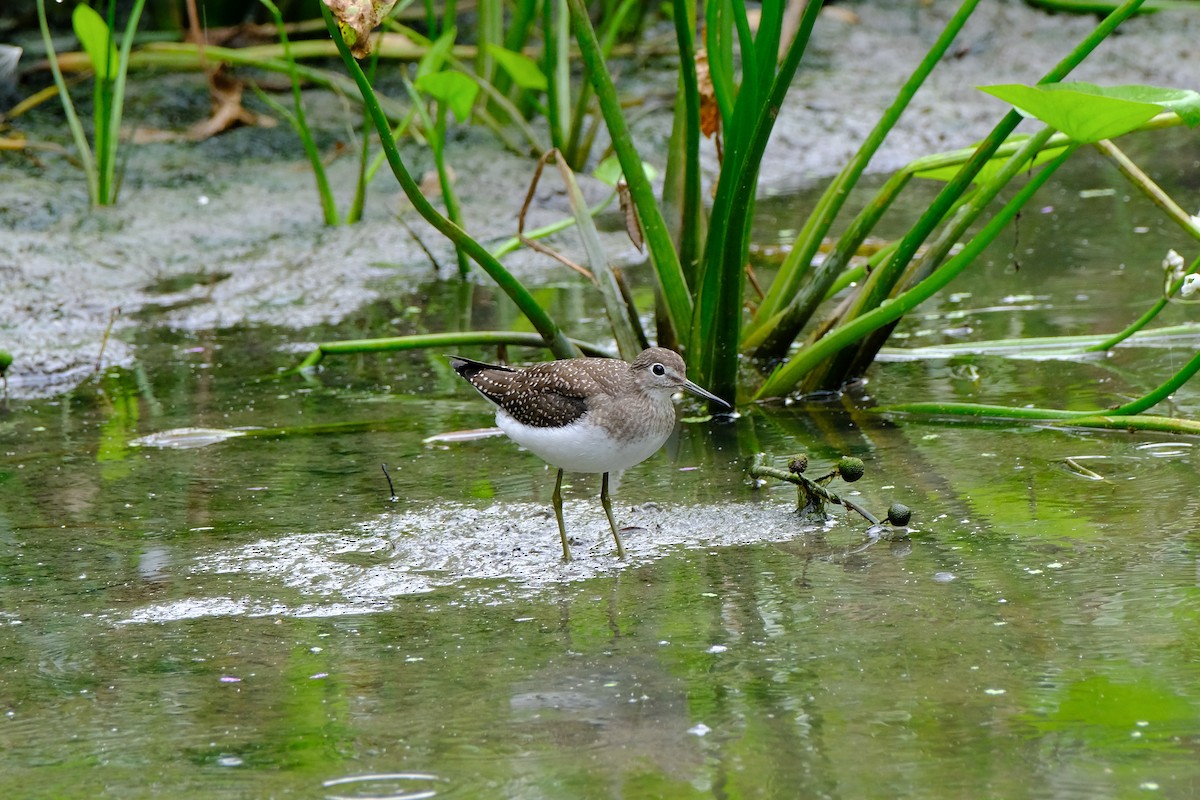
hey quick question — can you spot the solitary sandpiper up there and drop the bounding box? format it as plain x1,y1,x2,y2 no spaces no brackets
449,347,730,561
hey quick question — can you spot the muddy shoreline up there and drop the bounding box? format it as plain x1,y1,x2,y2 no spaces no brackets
2,1,1196,397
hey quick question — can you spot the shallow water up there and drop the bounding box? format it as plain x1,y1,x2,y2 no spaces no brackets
6,129,1200,798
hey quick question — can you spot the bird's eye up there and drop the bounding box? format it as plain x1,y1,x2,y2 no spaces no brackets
651,363,666,376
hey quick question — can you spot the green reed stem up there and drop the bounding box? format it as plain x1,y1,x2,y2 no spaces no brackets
321,3,579,360
745,0,981,354
295,331,612,371
568,0,693,344
37,0,96,201
755,144,1076,398
260,0,338,224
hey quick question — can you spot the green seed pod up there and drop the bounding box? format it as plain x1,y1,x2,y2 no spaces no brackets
788,454,809,474
0,349,10,375
887,503,912,526
836,456,864,483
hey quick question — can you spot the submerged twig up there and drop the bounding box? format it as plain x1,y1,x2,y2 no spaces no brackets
381,463,397,502
748,453,912,529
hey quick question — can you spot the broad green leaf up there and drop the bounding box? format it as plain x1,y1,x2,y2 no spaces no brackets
980,83,1172,142
414,71,479,121
1083,83,1200,127
72,4,116,81
592,154,659,187
486,45,547,92
417,26,457,79
916,139,1070,184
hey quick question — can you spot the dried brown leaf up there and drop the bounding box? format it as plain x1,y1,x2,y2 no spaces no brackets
695,48,720,139
617,180,644,252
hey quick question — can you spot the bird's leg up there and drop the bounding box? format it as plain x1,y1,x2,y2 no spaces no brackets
553,468,571,562
600,472,626,560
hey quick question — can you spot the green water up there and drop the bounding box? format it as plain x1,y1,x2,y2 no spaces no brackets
5,141,1200,798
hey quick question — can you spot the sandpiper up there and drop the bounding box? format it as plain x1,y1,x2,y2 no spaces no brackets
449,347,730,561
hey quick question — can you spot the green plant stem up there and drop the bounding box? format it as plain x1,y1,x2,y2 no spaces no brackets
820,125,1058,385
1094,137,1200,240
690,0,824,400
564,0,637,168
544,0,570,151
346,49,378,225
804,0,1147,389
387,20,546,154
260,0,338,224
37,0,97,202
1087,295,1172,353
746,0,981,351
491,190,617,259
295,331,612,371
94,3,115,204
885,330,1200,418
1086,248,1200,352
754,145,1077,398
669,0,702,287
321,3,579,360
548,152,644,360
102,0,145,204
748,454,882,525
434,104,470,276
568,0,692,345
880,340,1200,418
743,169,912,354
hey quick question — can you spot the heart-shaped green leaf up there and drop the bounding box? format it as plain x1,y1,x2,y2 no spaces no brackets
417,27,457,79
414,71,479,121
980,82,1200,142
593,154,659,187
486,45,547,92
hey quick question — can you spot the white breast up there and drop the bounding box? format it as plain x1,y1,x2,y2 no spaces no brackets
496,410,670,474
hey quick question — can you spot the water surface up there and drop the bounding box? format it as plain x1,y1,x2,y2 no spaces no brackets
4,136,1200,799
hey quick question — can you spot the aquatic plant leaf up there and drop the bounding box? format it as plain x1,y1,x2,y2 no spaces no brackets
1086,83,1200,127
72,4,116,81
414,71,479,122
979,83,1175,142
617,181,643,251
416,27,457,79
915,138,1070,184
592,154,658,188
322,0,399,58
486,45,547,92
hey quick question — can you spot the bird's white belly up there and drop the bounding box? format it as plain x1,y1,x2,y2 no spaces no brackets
496,410,669,473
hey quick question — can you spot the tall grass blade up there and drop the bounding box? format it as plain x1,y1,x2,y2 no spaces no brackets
665,0,702,285
807,0,1149,389
568,0,693,344
746,0,982,356
755,144,1077,398
689,0,824,400
39,0,97,202
261,0,339,224
320,2,579,360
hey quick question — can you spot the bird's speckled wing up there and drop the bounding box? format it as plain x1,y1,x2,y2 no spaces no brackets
449,356,624,428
